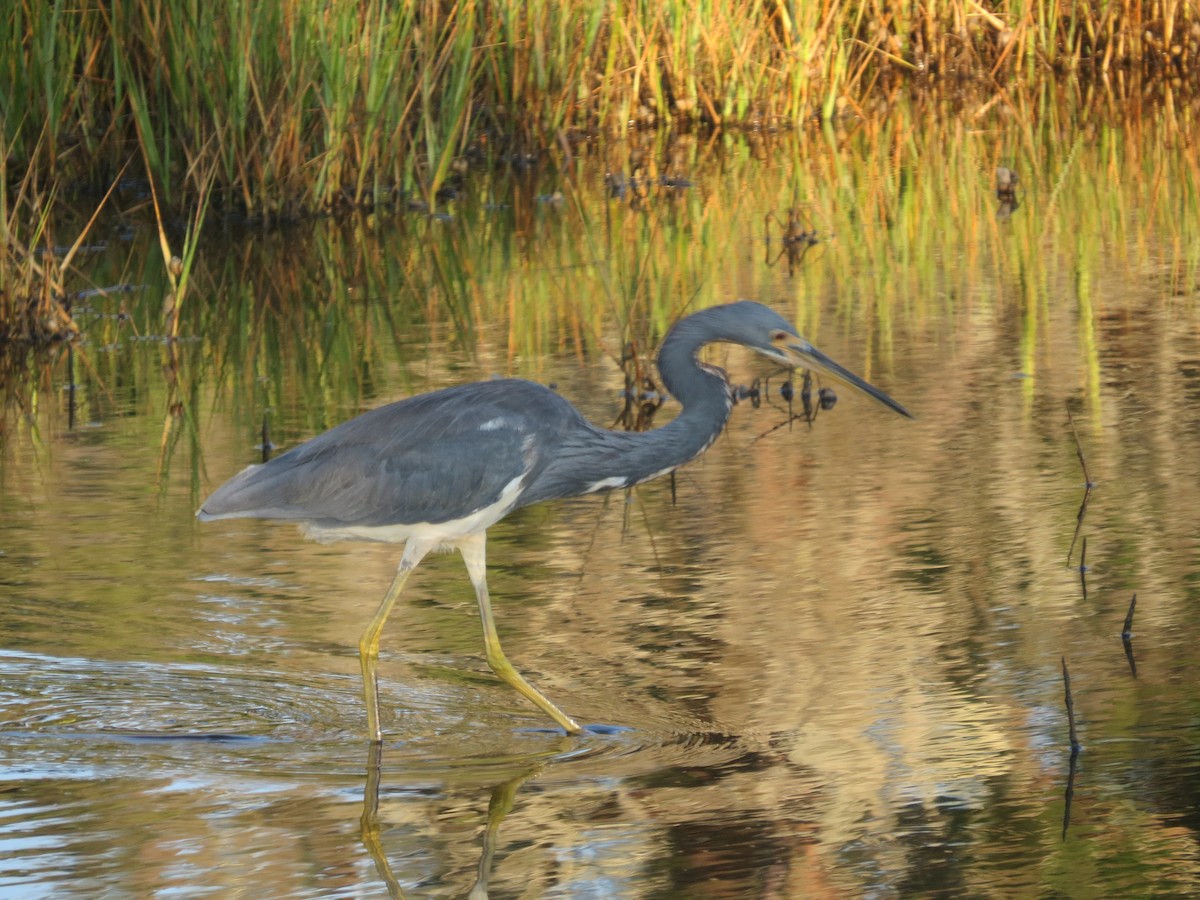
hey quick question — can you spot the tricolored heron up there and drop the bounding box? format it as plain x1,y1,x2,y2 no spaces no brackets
198,301,911,740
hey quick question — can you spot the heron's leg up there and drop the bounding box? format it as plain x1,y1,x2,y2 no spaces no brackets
360,540,432,742
458,532,584,735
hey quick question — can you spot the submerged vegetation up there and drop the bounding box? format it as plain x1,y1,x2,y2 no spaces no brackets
3,0,1200,346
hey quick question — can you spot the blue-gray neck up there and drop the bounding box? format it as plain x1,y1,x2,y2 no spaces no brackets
520,307,736,506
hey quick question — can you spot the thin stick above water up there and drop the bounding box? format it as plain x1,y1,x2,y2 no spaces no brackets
1066,406,1093,487
1121,593,1138,677
1062,656,1081,754
1078,537,1088,601
1065,404,1094,568
1122,593,1137,637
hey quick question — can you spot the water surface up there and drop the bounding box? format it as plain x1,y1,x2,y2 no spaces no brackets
3,103,1200,897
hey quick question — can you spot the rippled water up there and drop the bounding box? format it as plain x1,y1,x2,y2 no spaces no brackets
4,118,1200,897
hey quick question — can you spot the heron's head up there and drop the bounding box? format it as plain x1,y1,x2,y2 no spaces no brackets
731,301,913,419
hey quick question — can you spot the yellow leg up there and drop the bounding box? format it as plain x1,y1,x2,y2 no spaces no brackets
359,541,431,742
458,531,584,735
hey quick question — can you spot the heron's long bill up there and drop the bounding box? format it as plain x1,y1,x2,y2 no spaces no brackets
784,340,913,419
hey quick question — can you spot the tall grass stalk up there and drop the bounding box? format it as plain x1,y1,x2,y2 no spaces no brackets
5,0,1198,229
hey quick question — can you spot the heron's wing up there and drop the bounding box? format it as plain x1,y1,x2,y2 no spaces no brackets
199,381,576,526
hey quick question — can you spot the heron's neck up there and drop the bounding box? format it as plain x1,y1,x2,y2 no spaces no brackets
516,314,736,508
646,314,736,468
572,320,734,491
656,313,733,414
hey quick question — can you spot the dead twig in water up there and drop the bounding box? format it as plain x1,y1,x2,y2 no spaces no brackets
1067,485,1093,567
1078,537,1088,601
1062,656,1081,754
1066,404,1094,568
1122,592,1137,637
1122,593,1138,677
1062,744,1079,841
260,412,274,464
1061,656,1081,839
1066,405,1094,487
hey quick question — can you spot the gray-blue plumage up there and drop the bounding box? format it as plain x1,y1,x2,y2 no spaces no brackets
197,300,910,738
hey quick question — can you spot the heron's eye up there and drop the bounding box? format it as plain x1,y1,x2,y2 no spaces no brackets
771,330,789,343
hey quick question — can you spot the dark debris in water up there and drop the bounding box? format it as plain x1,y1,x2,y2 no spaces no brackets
513,723,632,736
101,731,268,744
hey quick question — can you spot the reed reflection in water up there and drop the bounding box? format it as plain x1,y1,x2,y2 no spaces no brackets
4,101,1200,896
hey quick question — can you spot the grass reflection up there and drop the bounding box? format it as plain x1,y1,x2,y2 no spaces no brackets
2,94,1200,897
3,90,1199,476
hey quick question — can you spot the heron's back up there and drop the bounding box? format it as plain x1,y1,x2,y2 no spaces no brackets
197,379,593,531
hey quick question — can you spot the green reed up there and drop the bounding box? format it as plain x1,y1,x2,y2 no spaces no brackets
7,84,1199,469
4,1,1200,346
176,88,1197,400
5,0,1199,225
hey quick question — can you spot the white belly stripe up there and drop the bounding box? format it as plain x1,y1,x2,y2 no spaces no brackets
301,472,528,548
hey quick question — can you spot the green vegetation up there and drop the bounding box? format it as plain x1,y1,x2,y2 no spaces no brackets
3,0,1200,346
7,90,1193,436
4,0,1200,212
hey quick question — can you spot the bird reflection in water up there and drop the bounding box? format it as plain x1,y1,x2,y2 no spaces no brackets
360,742,550,900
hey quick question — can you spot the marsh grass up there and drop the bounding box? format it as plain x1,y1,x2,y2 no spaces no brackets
4,0,1200,222
6,1,1200,342
0,140,96,347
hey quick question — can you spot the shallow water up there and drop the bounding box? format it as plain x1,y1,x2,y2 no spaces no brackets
4,108,1200,897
